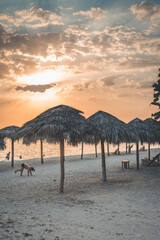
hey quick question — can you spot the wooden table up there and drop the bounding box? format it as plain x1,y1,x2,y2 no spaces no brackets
122,160,130,169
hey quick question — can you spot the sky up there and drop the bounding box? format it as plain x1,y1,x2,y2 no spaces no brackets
0,0,160,127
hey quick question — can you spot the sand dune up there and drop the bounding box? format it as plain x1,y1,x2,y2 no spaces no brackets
0,148,160,240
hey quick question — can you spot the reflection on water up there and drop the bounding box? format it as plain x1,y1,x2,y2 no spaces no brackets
0,139,159,161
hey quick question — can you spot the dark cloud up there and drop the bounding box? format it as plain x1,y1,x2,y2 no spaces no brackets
29,6,61,21
15,83,55,93
136,80,154,89
72,81,94,92
97,76,116,87
0,62,9,78
1,31,63,59
117,57,160,70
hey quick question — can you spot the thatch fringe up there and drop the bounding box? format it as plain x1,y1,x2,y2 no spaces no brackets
87,110,137,144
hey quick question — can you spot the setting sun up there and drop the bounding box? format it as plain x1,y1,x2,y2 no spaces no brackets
17,69,63,85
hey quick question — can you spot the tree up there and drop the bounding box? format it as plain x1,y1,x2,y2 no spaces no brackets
151,69,160,121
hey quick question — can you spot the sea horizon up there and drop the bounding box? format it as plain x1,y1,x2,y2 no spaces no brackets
0,139,159,162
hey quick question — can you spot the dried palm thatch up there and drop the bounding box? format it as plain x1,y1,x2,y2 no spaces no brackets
127,118,155,144
0,126,20,139
16,105,101,193
0,136,6,150
0,126,20,167
74,120,103,145
143,118,160,143
16,105,85,144
143,118,160,160
88,111,135,144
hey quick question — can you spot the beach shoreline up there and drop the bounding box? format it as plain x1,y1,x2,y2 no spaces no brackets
0,147,159,169
0,148,160,240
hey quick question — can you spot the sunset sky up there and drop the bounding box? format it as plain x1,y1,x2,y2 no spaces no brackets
0,0,160,127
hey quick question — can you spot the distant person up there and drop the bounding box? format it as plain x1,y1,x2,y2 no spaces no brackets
15,163,35,176
140,146,146,151
19,155,22,159
113,149,120,155
6,152,10,160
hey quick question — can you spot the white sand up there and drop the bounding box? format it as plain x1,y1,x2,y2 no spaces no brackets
0,148,160,240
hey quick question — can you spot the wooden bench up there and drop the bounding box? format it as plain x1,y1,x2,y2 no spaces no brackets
122,160,129,169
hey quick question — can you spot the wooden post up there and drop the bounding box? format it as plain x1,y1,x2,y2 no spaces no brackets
81,142,83,159
40,140,44,164
107,141,110,156
60,138,65,193
95,143,97,158
136,142,139,170
11,139,14,167
129,144,131,154
118,143,120,154
126,143,127,154
148,143,150,161
101,139,106,182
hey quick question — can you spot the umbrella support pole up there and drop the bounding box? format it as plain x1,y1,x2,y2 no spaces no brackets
81,142,83,159
60,138,65,193
101,139,106,182
11,139,14,167
107,142,110,156
40,140,44,164
95,143,97,158
148,143,150,161
136,142,139,170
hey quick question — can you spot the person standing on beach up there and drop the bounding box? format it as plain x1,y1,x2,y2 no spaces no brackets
15,163,35,176
6,152,10,160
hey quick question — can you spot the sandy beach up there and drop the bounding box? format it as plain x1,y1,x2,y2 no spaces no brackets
0,148,160,240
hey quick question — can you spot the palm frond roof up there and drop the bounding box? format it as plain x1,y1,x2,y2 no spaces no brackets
87,110,136,144
0,137,6,150
16,105,102,145
0,125,20,139
127,118,156,143
143,118,160,143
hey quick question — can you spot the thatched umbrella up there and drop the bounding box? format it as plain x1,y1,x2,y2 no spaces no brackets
0,126,20,167
143,118,160,160
87,111,134,181
127,118,154,169
16,105,102,193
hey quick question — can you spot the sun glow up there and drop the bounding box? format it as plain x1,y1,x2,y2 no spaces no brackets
17,69,63,85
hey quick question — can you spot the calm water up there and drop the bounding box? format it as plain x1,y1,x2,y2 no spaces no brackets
0,139,159,162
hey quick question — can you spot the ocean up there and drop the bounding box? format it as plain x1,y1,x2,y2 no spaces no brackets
0,139,159,162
